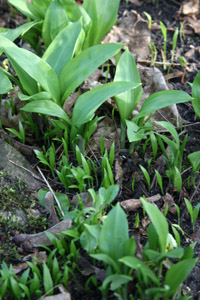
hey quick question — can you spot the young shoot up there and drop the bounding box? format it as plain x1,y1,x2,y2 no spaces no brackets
140,165,151,191
160,21,167,70
184,198,200,231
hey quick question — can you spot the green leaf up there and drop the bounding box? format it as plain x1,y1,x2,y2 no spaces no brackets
165,258,198,296
60,43,123,101
126,120,147,142
0,69,12,94
42,0,69,47
192,71,200,118
0,36,60,103
188,151,200,172
32,0,52,18
99,203,128,261
0,21,41,42
8,0,37,19
18,91,52,101
91,253,120,273
72,81,138,126
119,256,159,285
114,49,142,124
61,0,91,32
133,90,192,121
21,100,71,125
43,20,82,76
83,0,120,46
154,121,179,147
141,199,168,252
43,262,53,295
101,274,132,291
55,192,69,215
80,224,101,253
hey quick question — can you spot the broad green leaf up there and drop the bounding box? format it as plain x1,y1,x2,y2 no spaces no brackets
119,256,159,285
43,20,82,76
80,224,101,253
8,0,37,19
61,0,91,32
10,277,21,299
165,258,197,296
42,0,69,47
0,36,60,103
60,43,123,102
72,81,138,126
0,69,12,94
32,0,52,18
99,203,128,261
55,192,69,215
82,0,98,48
18,92,52,101
141,199,168,252
155,121,179,147
83,0,120,46
188,151,200,172
43,262,53,295
21,100,71,125
143,248,184,263
91,253,120,273
102,274,132,291
133,90,192,121
0,21,41,42
114,49,142,124
126,120,147,142
192,71,200,118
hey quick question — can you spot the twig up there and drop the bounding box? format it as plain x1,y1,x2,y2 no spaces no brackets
137,60,191,67
37,166,64,217
8,159,44,182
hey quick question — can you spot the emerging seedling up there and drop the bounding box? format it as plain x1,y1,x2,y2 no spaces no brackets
140,165,151,191
160,21,167,70
6,119,26,144
184,198,200,231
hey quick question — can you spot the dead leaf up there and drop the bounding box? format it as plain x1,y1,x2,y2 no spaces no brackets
39,285,71,300
134,65,180,125
71,192,93,207
115,158,123,187
13,219,72,252
186,16,200,34
164,70,183,81
90,117,120,151
162,193,177,214
43,192,59,225
121,194,161,211
78,255,106,282
103,10,151,60
180,0,199,15
141,216,151,229
128,0,141,6
63,92,78,115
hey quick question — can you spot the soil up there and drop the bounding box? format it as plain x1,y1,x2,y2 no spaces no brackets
0,0,200,299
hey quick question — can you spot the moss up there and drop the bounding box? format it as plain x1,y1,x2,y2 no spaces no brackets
0,172,49,262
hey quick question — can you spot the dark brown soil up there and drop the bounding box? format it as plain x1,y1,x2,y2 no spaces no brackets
1,0,200,299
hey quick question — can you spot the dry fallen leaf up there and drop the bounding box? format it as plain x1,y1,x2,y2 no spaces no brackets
103,10,151,60
162,193,177,214
13,219,72,251
39,285,71,300
121,194,161,211
128,0,141,6
186,16,200,34
180,0,199,15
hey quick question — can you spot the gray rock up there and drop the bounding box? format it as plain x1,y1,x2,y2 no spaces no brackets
0,139,42,190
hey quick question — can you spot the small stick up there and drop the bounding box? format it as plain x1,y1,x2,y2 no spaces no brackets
37,166,64,217
8,159,44,182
